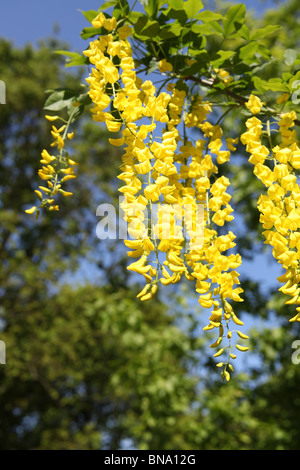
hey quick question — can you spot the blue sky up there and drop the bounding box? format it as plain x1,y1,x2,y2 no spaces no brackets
0,0,283,51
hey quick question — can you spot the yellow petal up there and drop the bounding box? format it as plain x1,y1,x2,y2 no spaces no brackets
25,206,37,214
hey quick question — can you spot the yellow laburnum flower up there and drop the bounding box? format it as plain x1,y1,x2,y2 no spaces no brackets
48,205,59,212
59,190,73,197
276,93,289,104
92,12,117,32
158,58,173,73
253,163,274,187
106,119,122,133
45,115,59,122
117,24,132,39
214,68,233,86
40,149,56,164
290,150,300,169
109,137,125,147
226,137,239,151
245,94,263,115
217,150,231,164
25,206,37,214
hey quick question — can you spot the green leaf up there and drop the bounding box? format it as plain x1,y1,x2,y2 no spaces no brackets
211,50,235,68
282,72,293,82
237,24,250,40
250,24,281,40
182,52,209,75
136,20,161,38
141,21,161,37
113,0,130,20
180,28,204,49
144,0,159,17
195,11,223,22
128,10,145,24
166,8,188,24
77,93,92,107
166,0,184,9
183,0,203,19
99,0,118,9
174,78,189,95
239,42,258,62
159,22,182,39
210,21,226,35
55,51,89,67
191,22,223,36
44,89,77,112
187,50,209,67
68,102,85,121
80,27,103,40
134,15,149,34
79,9,99,23
251,58,276,76
256,43,271,60
253,77,289,93
223,3,246,38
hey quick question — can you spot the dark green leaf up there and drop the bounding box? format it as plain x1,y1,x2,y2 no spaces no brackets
144,0,159,17
68,102,85,121
139,20,161,37
134,15,149,34
174,78,189,94
159,24,179,39
113,0,130,20
165,8,188,24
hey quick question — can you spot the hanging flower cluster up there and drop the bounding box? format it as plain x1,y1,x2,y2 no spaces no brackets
81,12,249,380
25,115,77,217
24,0,300,385
241,96,300,322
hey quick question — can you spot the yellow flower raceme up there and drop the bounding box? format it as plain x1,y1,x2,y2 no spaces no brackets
83,20,248,379
241,107,300,320
245,94,263,115
158,59,173,73
26,116,77,217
